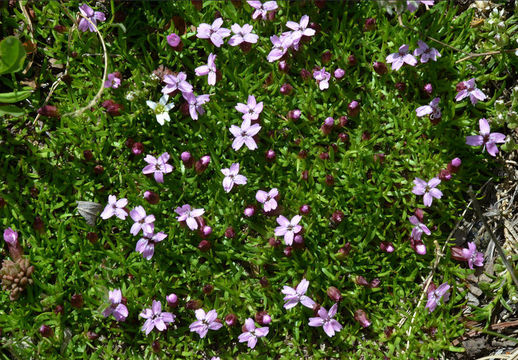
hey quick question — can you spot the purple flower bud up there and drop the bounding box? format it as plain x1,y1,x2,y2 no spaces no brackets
369,278,381,288
201,225,212,237
39,324,53,338
262,314,272,324
327,286,342,302
322,50,332,64
181,151,194,168
195,155,210,174
300,204,311,215
338,133,349,142
87,232,98,243
348,100,360,117
167,33,181,48
395,82,406,92
331,210,344,224
373,61,388,75
200,155,210,165
438,169,452,181
293,234,304,244
4,227,18,246
71,293,84,309
356,276,369,286
244,205,255,217
255,310,269,325
83,150,93,161
324,116,334,128
380,241,394,253
93,165,104,175
268,237,281,247
373,153,386,164
288,109,301,120
325,174,334,186
284,246,292,257
202,284,214,294
447,158,461,173
224,226,235,238
300,68,311,80
198,240,211,252
424,83,433,96
152,340,161,353
278,60,289,72
144,190,160,205
364,17,376,31
298,150,308,159
319,152,329,160
265,149,276,161
37,105,59,118
54,305,64,315
280,83,293,95
166,293,178,307
337,243,351,259
415,208,424,222
348,55,357,66
361,131,371,141
354,309,371,328
301,170,309,180
334,68,345,79
101,100,123,116
132,142,144,155
225,313,238,326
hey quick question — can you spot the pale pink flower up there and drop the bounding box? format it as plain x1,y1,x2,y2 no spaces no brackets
466,118,506,157
140,300,175,335
229,118,261,151
416,97,441,121
189,309,223,338
455,78,486,105
78,4,106,32
238,318,269,349
281,278,316,309
228,24,258,46
100,195,128,220
175,204,205,230
313,67,331,90
102,289,129,321
409,215,431,240
183,93,210,120
256,188,278,212
462,242,484,269
274,215,302,245
135,231,167,260
142,153,174,183
266,34,291,62
308,303,343,337
247,1,278,20
196,18,231,47
412,177,442,207
129,206,155,236
235,95,263,121
104,73,121,88
413,40,441,63
386,44,417,71
221,163,247,193
195,53,217,86
162,72,193,95
407,0,434,12
425,282,450,313
286,15,315,45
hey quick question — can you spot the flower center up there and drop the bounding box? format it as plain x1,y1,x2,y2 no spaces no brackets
154,104,165,115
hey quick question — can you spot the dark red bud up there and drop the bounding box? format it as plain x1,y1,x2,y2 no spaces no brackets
338,133,349,142
265,149,276,161
87,331,98,340
202,284,214,295
54,305,64,315
321,50,332,64
152,340,161,353
301,170,309,181
71,293,84,309
83,150,93,161
331,210,344,224
298,150,308,159
280,83,293,95
37,105,59,118
395,82,406,92
361,131,371,141
284,246,292,257
373,153,385,164
414,208,424,222
337,243,351,259
0,197,5,208
356,276,369,286
327,286,343,302
260,276,269,287
125,138,135,148
325,174,334,186
186,299,202,310
54,25,67,33
438,169,452,181
354,309,371,328
268,237,281,247
364,18,376,31
225,313,238,326
239,42,252,53
132,142,144,155
300,68,311,80
348,55,357,66
348,101,360,117
224,226,235,238
93,165,104,175
300,204,311,215
198,240,211,252
319,152,329,160
39,325,53,338
191,0,203,10
373,61,388,75
33,216,45,233
144,190,160,205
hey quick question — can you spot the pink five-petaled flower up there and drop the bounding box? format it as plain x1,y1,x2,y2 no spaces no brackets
425,282,450,313
308,303,343,337
142,152,174,183
102,289,129,322
281,278,316,310
274,215,302,245
457,242,484,269
286,15,316,45
78,4,106,32
182,93,210,121
412,177,442,207
135,231,167,260
162,72,193,95
248,1,278,20
238,318,269,349
195,53,217,86
235,95,264,121
189,309,223,338
409,215,431,240
100,195,128,220
256,188,278,212
129,206,155,236
416,97,441,121
466,118,506,157
407,0,434,12
221,163,247,193
175,204,205,230
229,24,259,46
313,67,331,90
267,34,291,62
413,40,441,63
140,300,175,335
455,78,486,105
386,44,417,71
229,118,261,151
196,18,231,48
104,72,121,89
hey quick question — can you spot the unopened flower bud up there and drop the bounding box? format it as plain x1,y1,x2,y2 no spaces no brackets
278,60,289,72
438,169,452,181
447,158,461,173
373,153,385,164
338,133,349,142
334,68,345,79
288,109,301,120
395,82,406,92
354,309,371,328
379,241,394,253
356,276,369,286
166,293,178,307
87,331,98,340
201,225,212,237
424,83,433,96
260,276,269,287
373,61,388,75
33,216,45,233
284,246,292,257
361,131,371,141
262,314,272,324
321,50,332,64
325,174,334,186
195,155,210,173
415,208,424,222
319,152,329,160
299,150,308,159
0,197,5,208
152,340,161,353
225,313,238,326
293,234,304,245
198,240,211,252
364,17,376,31
300,68,311,80
87,232,98,243
244,205,255,217
83,150,93,161
54,305,64,315
255,311,269,325
132,142,144,155
71,293,84,309
331,210,344,224
337,243,351,259
37,105,59,118
348,100,360,117
348,55,357,66
280,83,293,95
93,165,104,175
224,226,235,238
203,284,214,294
54,24,67,33
265,149,276,161
39,324,53,338
185,299,202,310
300,204,311,214
144,190,160,205
180,151,194,168
167,33,181,48
268,237,281,247
327,286,342,302
369,278,381,288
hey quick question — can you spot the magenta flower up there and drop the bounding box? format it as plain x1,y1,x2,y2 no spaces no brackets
3,227,18,245
238,318,269,349
189,309,223,338
129,206,155,236
78,4,106,32
247,1,278,20
196,18,231,48
100,195,128,220
413,40,441,63
308,304,343,337
425,282,450,313
466,118,506,157
182,92,210,121
462,242,485,269
407,0,434,12
412,177,442,207
256,188,278,212
410,237,427,255
162,72,193,95
135,231,167,260
274,215,302,245
286,15,315,45
142,152,174,183
409,215,431,240
229,118,261,151
175,204,205,230
140,300,176,335
416,97,441,121
455,78,486,105
281,278,316,310
229,24,259,46
386,45,417,71
167,33,181,47
102,289,129,321
195,53,217,86
313,67,331,90
221,163,247,193
267,34,291,62
104,73,121,89
235,95,263,122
